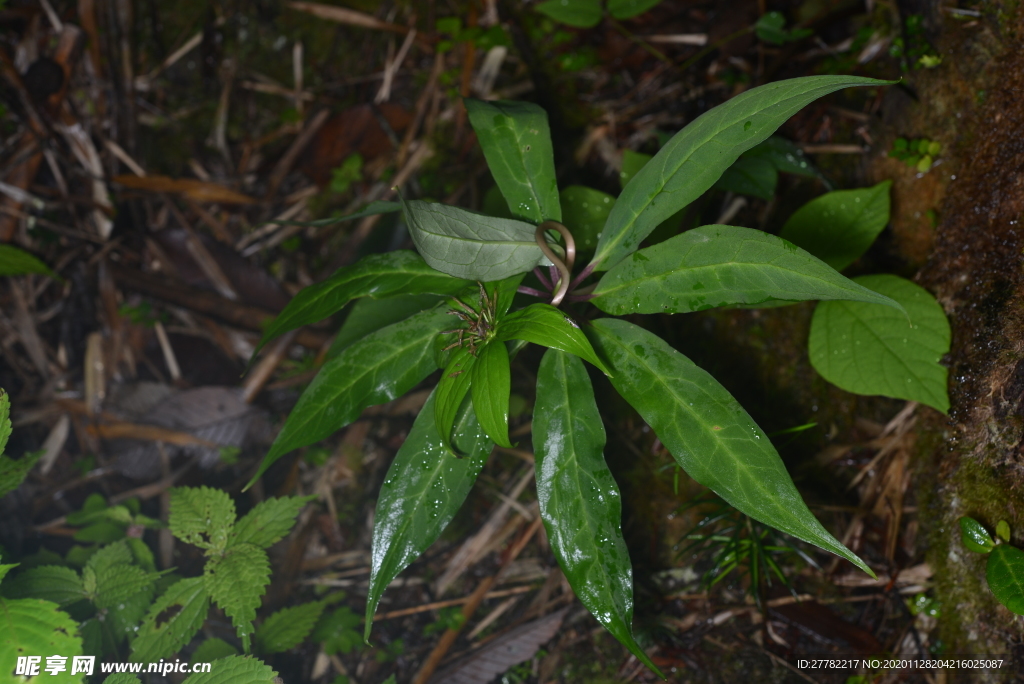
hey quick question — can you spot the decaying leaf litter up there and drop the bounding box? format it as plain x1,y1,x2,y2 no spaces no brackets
0,0,973,682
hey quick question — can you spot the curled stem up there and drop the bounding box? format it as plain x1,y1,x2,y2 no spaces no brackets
535,220,576,306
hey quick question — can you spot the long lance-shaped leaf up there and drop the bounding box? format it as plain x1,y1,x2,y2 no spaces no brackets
465,99,561,224
365,390,491,640
591,76,894,271
591,225,902,315
534,349,662,676
435,346,478,451
496,304,611,375
252,251,469,359
471,340,513,448
248,306,451,488
586,319,874,576
400,196,554,281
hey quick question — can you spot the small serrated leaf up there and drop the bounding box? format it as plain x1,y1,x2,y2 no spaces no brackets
1,565,84,606
180,655,280,684
205,544,271,653
131,577,210,663
169,487,237,553
255,600,326,654
103,674,142,684
0,596,83,683
229,496,313,549
191,638,239,664
959,517,995,553
95,563,156,610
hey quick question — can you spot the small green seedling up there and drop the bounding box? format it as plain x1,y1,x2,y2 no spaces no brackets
890,137,941,173
0,389,43,499
959,516,1024,616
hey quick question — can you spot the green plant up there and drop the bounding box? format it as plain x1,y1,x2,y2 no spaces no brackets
754,12,813,44
959,516,1024,615
1,486,320,680
889,137,941,173
247,76,955,676
0,389,43,499
0,244,58,278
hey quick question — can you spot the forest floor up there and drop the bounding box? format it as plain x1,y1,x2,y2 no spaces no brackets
0,0,984,682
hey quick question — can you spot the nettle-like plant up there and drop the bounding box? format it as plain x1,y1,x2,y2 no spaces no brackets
246,76,953,674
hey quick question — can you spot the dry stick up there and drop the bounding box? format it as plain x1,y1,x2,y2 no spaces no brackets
265,108,330,199
372,585,534,622
397,52,445,168
242,330,298,403
164,198,238,300
412,516,544,684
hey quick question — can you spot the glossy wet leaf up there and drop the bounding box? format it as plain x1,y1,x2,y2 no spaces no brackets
465,99,561,223
251,306,451,486
533,349,662,676
328,294,444,360
497,304,610,374
986,544,1024,615
714,156,778,199
608,0,664,19
560,186,615,253
592,225,902,314
809,275,950,412
959,517,994,553
435,346,478,451
534,0,602,27
0,244,58,278
780,181,892,271
401,197,553,281
586,319,873,575
253,251,468,359
592,76,892,271
746,136,821,178
471,341,513,448
365,390,491,640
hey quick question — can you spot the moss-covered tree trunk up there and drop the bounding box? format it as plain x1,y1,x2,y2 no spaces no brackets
879,1,1024,676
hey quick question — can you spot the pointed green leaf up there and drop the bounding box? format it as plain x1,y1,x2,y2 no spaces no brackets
471,341,513,448
959,517,995,553
205,544,271,653
560,186,615,253
253,251,469,359
780,181,892,271
131,577,210,662
809,275,951,412
229,495,314,549
400,197,553,281
251,306,452,486
0,244,58,278
534,349,662,676
169,487,237,553
365,390,491,640
497,304,610,374
986,544,1024,615
744,136,821,179
255,600,326,654
608,0,663,19
592,225,902,314
435,346,478,451
592,76,894,270
465,99,561,223
535,0,602,27
181,655,279,684
0,596,82,683
328,294,445,360
586,318,873,576
1,566,85,606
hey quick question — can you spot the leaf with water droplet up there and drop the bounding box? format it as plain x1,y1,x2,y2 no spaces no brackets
534,349,663,677
586,318,874,577
365,390,491,641
960,516,994,553
986,544,1024,615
